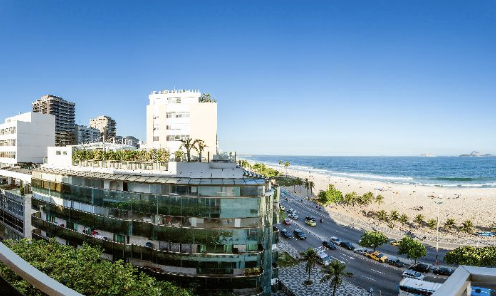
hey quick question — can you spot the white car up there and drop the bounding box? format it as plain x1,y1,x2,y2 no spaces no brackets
402,270,425,281
288,213,299,220
330,236,342,245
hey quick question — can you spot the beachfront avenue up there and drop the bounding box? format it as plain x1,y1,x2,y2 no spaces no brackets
277,189,451,296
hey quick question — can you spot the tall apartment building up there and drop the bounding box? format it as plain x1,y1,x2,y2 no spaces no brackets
0,112,55,166
75,125,101,144
89,115,116,141
146,90,217,160
32,95,76,147
30,144,277,295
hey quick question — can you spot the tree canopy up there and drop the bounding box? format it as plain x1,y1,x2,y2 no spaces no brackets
397,236,427,264
0,239,193,296
317,184,343,204
445,246,496,266
359,231,389,251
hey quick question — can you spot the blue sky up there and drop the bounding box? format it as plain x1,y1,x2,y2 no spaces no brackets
0,0,494,156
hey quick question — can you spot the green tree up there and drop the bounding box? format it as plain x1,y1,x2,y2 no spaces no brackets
301,248,319,284
461,220,474,233
180,138,197,162
445,246,496,266
320,260,352,296
444,218,456,230
0,239,192,296
399,214,409,225
359,231,389,251
344,192,358,206
359,192,374,206
397,236,427,264
317,185,343,204
174,150,184,161
284,161,290,175
194,140,207,162
375,194,384,205
414,214,425,227
427,219,437,230
377,210,388,221
308,181,315,195
390,210,399,221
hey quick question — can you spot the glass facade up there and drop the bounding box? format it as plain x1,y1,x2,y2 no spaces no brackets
31,171,275,295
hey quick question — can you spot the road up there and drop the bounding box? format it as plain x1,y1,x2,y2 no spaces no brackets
277,190,451,295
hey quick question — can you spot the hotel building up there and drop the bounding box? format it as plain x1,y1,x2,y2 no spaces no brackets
30,144,277,295
32,95,76,147
146,90,217,160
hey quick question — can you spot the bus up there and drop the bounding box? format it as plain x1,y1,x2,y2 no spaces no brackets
399,278,442,296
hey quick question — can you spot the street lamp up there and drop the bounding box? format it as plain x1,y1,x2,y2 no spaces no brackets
434,195,443,265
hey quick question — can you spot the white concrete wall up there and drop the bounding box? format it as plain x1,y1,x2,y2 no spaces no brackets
0,112,55,165
46,146,73,167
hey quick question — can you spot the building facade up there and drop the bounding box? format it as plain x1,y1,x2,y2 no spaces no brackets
0,112,55,166
32,95,76,147
30,145,276,295
75,125,101,144
146,90,217,160
89,116,116,141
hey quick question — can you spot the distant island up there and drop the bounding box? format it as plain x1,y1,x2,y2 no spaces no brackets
459,151,495,157
420,153,436,157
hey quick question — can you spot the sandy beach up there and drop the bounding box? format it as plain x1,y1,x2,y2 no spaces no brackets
264,164,496,231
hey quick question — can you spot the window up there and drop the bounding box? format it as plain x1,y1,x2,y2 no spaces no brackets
115,234,126,243
153,136,159,141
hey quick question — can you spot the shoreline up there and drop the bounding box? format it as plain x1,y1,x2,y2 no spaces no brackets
244,159,496,229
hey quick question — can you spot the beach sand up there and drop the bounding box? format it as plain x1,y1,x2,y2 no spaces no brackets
268,165,496,230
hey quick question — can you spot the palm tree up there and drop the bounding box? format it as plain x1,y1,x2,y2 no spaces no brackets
461,220,473,233
427,219,437,230
444,218,456,230
309,181,315,196
194,139,208,162
344,192,358,206
320,260,352,296
278,160,283,166
390,210,399,221
399,214,409,226
414,214,425,227
301,248,319,284
304,178,310,194
284,161,290,175
377,210,388,221
375,194,384,205
179,138,196,162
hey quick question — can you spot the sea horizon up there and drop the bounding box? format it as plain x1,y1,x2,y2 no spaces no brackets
241,155,496,188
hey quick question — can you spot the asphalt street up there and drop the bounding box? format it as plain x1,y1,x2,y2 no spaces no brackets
277,190,452,295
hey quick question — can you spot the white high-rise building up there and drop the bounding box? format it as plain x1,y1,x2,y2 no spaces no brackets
0,112,55,166
146,89,217,159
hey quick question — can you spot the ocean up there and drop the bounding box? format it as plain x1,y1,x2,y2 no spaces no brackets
241,155,496,188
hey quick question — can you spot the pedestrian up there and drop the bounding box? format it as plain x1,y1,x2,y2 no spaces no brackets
369,287,374,295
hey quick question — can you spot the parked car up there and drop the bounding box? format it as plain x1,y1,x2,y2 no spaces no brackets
279,205,286,211
280,229,293,239
363,249,374,258
330,236,342,245
471,287,495,296
287,208,295,214
390,239,401,246
353,247,368,255
315,249,333,266
288,213,299,220
283,218,291,225
293,229,307,240
386,256,406,268
339,242,355,251
368,251,388,263
402,270,426,281
409,263,431,273
322,239,337,250
432,266,455,276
